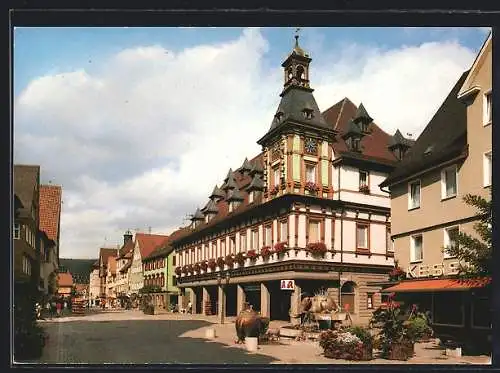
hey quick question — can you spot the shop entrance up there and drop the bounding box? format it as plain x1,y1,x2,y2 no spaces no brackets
226,284,237,316
269,280,291,321
194,287,203,314
243,283,261,312
206,286,218,315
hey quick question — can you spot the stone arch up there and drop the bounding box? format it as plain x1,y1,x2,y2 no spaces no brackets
341,281,357,314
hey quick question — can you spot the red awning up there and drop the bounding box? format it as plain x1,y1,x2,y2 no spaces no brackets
383,277,491,293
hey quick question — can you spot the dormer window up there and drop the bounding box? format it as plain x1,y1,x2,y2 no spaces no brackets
302,108,314,120
275,111,284,122
352,138,360,152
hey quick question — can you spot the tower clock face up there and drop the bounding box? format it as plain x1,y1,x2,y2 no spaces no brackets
304,138,317,154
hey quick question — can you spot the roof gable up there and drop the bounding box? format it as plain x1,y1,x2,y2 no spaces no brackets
14,165,40,211
135,233,170,259
57,272,73,287
458,33,491,98
39,184,62,242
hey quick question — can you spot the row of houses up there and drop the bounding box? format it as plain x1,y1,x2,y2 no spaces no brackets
166,32,492,345
13,165,62,301
88,231,180,309
85,33,490,349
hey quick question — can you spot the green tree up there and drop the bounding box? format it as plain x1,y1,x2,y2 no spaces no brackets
444,192,492,277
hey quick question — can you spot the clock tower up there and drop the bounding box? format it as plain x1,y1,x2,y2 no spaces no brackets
257,34,337,200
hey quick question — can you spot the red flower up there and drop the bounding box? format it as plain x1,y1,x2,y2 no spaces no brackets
274,241,288,254
306,242,327,255
261,246,272,258
200,261,208,271
225,255,234,268
207,259,216,270
246,249,257,259
235,252,245,265
216,257,225,268
305,182,320,192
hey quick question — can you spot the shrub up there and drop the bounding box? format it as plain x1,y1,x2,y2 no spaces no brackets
405,311,433,342
216,257,225,268
261,246,272,258
347,326,374,347
200,261,208,271
306,242,327,256
246,249,258,259
235,252,245,266
274,242,288,254
207,259,217,270
319,330,365,360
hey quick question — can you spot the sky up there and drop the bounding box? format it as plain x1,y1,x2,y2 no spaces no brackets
13,26,490,259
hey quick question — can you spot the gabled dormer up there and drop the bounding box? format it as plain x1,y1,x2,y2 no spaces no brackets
221,169,237,192
353,102,373,133
237,158,252,176
202,199,219,223
388,129,415,161
209,184,225,202
342,119,364,153
190,208,204,228
246,173,264,203
226,188,244,212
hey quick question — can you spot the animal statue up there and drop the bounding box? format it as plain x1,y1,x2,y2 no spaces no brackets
235,304,270,343
301,293,339,314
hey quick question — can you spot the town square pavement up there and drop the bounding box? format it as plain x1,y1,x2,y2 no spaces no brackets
32,309,491,365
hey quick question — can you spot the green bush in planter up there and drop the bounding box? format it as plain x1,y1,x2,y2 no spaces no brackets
405,314,433,342
346,326,373,346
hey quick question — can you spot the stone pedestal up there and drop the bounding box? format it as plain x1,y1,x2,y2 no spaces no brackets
237,284,246,314
202,287,210,316
290,281,301,325
218,285,226,324
189,288,196,314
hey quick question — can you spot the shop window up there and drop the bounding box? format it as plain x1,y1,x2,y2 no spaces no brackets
471,289,491,329
433,292,464,326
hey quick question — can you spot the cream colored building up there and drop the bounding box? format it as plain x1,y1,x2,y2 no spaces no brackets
115,231,134,296
89,262,100,305
380,33,491,353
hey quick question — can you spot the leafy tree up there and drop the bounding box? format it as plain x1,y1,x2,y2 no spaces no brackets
444,191,492,277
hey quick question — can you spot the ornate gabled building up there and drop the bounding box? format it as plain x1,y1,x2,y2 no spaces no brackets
171,36,408,325
115,230,134,297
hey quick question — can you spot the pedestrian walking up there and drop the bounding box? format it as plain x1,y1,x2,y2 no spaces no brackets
56,302,62,317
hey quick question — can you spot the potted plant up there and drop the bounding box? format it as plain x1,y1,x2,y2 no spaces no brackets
405,306,433,343
174,266,182,276
359,184,370,194
200,261,208,272
225,254,234,268
216,257,225,269
304,181,320,194
246,249,258,261
181,265,188,275
207,259,217,271
369,295,419,361
274,242,288,256
319,330,365,361
260,246,272,259
186,264,194,275
235,252,245,266
306,242,327,257
346,326,374,360
193,263,201,273
389,261,407,281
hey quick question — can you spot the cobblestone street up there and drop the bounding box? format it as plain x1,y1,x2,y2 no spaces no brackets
34,309,491,365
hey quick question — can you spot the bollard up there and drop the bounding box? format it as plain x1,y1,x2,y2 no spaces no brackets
245,337,258,352
205,328,216,339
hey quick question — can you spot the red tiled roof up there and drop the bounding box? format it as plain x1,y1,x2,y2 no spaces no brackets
322,98,398,163
99,248,118,267
39,185,62,242
57,272,73,287
118,239,135,258
383,277,491,293
135,233,170,259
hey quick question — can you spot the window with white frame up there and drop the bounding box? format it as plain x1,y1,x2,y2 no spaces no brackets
273,167,280,187
280,221,288,242
356,223,369,250
305,164,316,183
441,165,457,199
359,170,368,188
308,220,320,243
410,234,423,262
264,226,272,246
484,151,492,187
444,226,459,259
240,234,247,251
408,180,421,209
14,223,20,239
251,230,258,249
484,91,492,125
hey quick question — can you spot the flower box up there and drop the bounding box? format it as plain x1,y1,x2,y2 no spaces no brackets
193,263,201,273
246,249,258,260
359,184,370,194
225,255,234,268
274,242,288,255
174,267,182,276
304,181,320,193
235,252,245,266
261,246,272,259
216,257,225,269
388,341,414,361
306,242,327,256
200,261,208,272
207,259,216,271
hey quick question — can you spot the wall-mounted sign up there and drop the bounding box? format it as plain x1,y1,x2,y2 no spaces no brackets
408,261,460,278
281,280,295,290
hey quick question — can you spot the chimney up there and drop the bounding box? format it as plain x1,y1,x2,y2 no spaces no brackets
124,230,133,245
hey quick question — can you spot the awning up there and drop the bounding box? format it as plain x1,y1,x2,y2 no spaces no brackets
383,277,491,293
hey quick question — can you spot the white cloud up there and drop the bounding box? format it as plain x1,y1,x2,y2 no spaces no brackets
14,28,477,258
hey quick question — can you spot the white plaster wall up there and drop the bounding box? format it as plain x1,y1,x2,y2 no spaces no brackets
289,214,296,247
338,190,390,208
342,220,357,252
370,223,387,255
325,217,332,250
297,214,306,247
258,225,263,249
273,219,278,246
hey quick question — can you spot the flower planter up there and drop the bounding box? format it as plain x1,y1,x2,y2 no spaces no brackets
388,342,414,361
361,344,373,361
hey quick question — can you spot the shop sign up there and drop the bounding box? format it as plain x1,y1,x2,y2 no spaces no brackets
408,261,460,278
280,279,295,290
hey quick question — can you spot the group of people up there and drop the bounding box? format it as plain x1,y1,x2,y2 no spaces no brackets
36,299,70,319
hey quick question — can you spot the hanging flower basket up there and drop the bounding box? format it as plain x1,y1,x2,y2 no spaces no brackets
193,263,201,273
261,246,272,259
269,186,279,195
235,252,245,266
175,267,182,276
186,264,194,274
389,266,407,281
246,249,258,260
181,266,188,275
200,261,208,272
207,259,216,270
359,184,370,194
216,257,225,268
274,241,288,255
306,242,327,256
225,255,234,268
